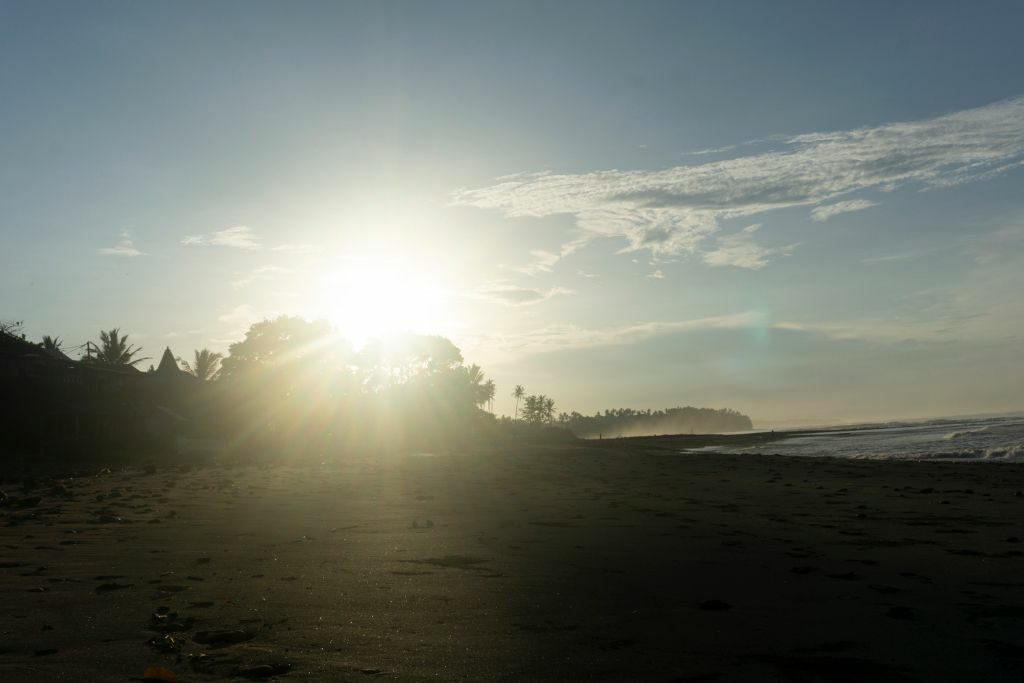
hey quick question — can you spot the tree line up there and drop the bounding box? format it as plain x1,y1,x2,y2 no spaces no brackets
555,406,753,438
5,316,754,453
3,316,498,454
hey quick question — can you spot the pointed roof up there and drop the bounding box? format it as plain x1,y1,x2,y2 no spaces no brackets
156,347,181,375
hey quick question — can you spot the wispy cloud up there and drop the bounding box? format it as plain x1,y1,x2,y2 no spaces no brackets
513,249,561,276
164,328,205,339
861,250,922,264
771,319,962,344
776,257,1024,344
98,232,142,257
232,265,292,289
476,284,572,306
218,303,260,325
703,224,799,270
271,243,317,254
811,199,879,222
455,96,1024,267
183,226,261,250
772,320,899,342
646,269,665,279
511,237,590,276
684,143,739,156
481,311,764,357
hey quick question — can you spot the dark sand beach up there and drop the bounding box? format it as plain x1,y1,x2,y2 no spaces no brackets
3,439,1024,681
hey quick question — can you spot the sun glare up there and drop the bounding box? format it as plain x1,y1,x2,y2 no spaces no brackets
319,258,451,348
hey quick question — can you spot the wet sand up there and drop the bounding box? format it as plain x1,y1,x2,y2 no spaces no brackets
3,441,1024,681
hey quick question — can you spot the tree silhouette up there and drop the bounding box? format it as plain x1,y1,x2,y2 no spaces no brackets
461,364,496,409
543,396,555,423
512,384,525,420
41,335,63,352
465,363,485,393
557,406,753,437
180,348,224,381
0,320,24,338
220,316,344,379
521,394,556,424
84,328,148,367
482,379,496,412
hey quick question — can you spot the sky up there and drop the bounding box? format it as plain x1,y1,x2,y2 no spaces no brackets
3,0,1024,426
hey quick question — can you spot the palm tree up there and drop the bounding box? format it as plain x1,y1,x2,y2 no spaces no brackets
84,328,148,367
461,364,496,408
512,384,525,420
482,379,496,412
180,348,224,381
41,335,63,352
543,396,556,423
465,363,486,386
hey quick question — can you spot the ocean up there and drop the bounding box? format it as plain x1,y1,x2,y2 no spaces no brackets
715,414,1024,461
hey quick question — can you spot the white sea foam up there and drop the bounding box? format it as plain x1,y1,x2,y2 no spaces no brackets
722,415,1024,461
942,426,991,440
979,443,1024,460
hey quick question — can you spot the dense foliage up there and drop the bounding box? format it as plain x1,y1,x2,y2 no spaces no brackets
214,317,496,452
520,394,556,424
557,406,752,438
3,314,756,456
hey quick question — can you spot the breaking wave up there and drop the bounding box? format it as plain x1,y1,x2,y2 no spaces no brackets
909,443,1024,461
942,426,991,440
713,415,1024,461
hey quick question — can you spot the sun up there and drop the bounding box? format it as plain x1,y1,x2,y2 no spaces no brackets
318,257,451,348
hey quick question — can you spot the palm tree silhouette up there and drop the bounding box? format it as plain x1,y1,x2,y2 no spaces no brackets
85,328,148,367
512,384,525,420
465,363,485,385
462,364,497,408
482,379,496,411
543,396,555,423
41,335,63,352
180,348,224,381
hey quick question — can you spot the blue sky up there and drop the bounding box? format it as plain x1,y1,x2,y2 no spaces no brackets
3,1,1024,425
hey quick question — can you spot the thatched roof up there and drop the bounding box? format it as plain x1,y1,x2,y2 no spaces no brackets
156,347,182,375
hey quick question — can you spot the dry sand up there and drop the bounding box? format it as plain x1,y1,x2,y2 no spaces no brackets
2,440,1024,681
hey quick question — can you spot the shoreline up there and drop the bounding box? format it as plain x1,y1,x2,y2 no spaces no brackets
578,429,800,455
